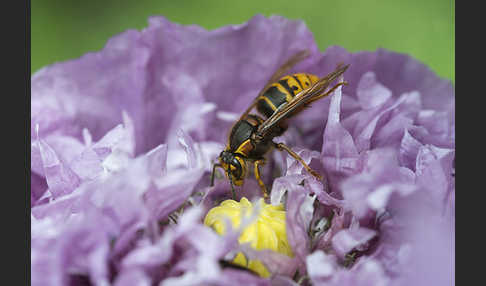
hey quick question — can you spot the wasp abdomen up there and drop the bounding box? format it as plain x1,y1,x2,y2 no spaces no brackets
256,73,319,119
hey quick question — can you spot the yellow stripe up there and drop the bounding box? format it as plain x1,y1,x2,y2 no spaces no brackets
294,73,311,89
235,139,252,156
284,76,304,96
306,74,320,85
258,95,278,111
273,83,293,102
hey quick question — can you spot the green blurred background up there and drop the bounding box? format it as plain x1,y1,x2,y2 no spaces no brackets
32,0,454,82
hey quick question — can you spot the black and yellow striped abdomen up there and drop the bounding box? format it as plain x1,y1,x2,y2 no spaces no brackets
256,73,319,119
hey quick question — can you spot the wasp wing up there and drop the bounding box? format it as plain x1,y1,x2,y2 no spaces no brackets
256,63,349,138
238,49,311,120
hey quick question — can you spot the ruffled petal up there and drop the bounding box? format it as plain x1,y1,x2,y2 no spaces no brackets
31,14,454,285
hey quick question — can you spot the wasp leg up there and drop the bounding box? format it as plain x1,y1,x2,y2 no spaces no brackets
274,142,322,180
210,163,223,187
306,81,348,106
253,159,269,199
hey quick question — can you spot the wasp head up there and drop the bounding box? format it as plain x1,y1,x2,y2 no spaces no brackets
219,150,246,186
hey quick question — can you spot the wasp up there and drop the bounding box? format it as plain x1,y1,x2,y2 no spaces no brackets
210,50,349,199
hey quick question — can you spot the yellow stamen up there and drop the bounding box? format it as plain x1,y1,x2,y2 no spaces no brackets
204,197,293,277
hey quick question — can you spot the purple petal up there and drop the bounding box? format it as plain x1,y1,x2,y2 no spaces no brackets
314,209,347,252
284,147,320,176
144,144,168,178
333,258,390,286
92,112,135,160
280,178,315,272
36,137,81,199
114,269,151,286
306,250,338,283
372,114,413,150
144,160,204,221
416,110,454,148
30,14,454,285
31,134,86,179
321,85,360,192
120,236,174,273
306,178,344,208
32,212,113,286
341,148,416,218
331,227,377,259
31,15,320,156
344,89,420,153
220,269,271,286
69,148,104,181
31,172,48,206
316,46,454,113
416,149,455,213
270,276,299,286
235,243,299,277
399,129,424,171
356,72,392,110
176,129,199,169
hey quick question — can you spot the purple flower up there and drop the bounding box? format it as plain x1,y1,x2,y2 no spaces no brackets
31,14,454,285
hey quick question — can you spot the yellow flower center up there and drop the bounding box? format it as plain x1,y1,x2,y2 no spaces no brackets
204,197,293,277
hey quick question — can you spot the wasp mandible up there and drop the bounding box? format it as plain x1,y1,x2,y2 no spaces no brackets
211,50,349,199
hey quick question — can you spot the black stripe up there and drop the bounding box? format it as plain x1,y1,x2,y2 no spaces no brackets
292,75,304,90
305,74,313,87
265,87,287,105
278,78,297,97
257,96,277,119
